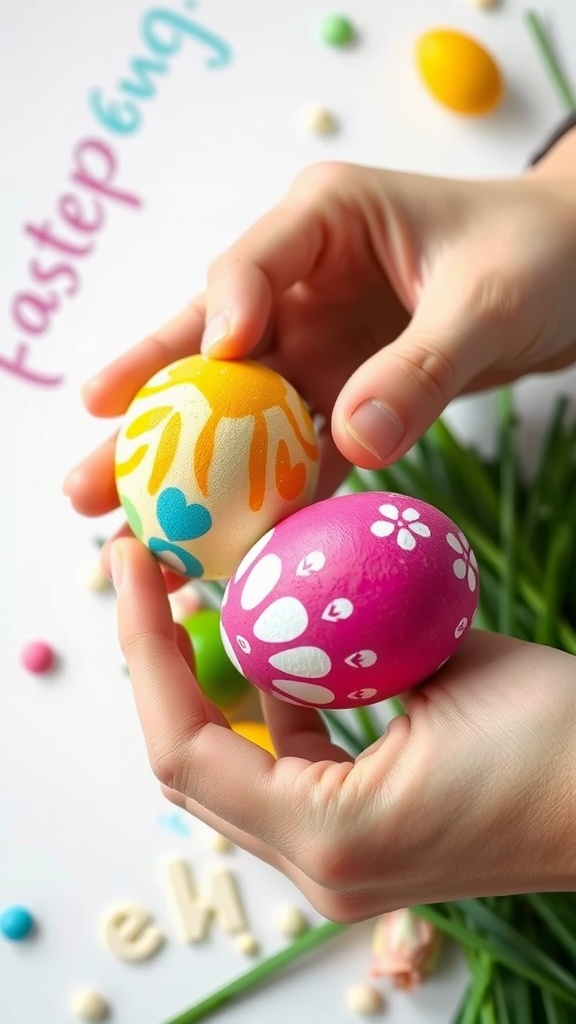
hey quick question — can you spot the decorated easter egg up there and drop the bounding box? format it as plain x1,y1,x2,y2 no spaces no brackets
181,609,250,709
219,491,479,709
114,355,319,580
416,29,503,115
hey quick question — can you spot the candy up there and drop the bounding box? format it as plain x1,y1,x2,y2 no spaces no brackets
114,355,319,580
273,904,309,938
319,14,356,47
68,989,110,1022
182,609,250,709
220,492,479,709
345,983,384,1016
234,931,259,956
416,28,503,115
20,640,56,674
0,905,35,941
297,103,339,136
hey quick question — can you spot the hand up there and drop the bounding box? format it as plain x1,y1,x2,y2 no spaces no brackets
112,537,576,919
64,156,576,570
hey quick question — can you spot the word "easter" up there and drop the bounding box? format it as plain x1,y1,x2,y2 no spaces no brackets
1,140,141,388
2,2,232,389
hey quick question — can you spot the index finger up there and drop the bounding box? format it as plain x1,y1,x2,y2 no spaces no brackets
112,537,283,836
82,298,206,418
200,193,325,359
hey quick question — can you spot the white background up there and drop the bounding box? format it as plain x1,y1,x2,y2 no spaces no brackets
2,1,576,1022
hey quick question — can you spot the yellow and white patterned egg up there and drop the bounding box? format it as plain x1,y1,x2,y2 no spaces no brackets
114,355,319,580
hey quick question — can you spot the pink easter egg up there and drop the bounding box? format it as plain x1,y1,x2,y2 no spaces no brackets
219,491,479,709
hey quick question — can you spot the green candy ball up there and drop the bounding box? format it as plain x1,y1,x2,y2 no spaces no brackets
182,609,249,709
320,13,355,47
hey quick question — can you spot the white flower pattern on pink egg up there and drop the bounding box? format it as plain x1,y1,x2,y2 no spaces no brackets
370,503,431,551
446,531,478,592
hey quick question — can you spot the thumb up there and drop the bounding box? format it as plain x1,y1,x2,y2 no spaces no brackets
332,269,511,467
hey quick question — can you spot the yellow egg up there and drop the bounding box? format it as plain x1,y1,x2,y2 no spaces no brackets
416,28,503,115
231,720,276,756
114,355,319,580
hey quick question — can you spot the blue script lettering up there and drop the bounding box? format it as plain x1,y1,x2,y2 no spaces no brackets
88,2,233,136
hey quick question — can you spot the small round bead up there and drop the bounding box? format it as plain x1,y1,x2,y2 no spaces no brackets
273,904,309,938
233,931,259,956
20,640,56,675
78,557,112,593
210,832,234,854
297,104,339,136
345,982,385,1016
0,905,35,941
320,13,355,46
69,988,110,1022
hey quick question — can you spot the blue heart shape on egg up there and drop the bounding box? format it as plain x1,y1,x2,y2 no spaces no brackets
156,487,212,542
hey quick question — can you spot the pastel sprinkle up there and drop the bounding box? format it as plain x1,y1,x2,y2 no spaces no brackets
320,13,356,46
233,931,260,956
210,832,234,854
69,988,110,1021
297,103,339,136
272,904,310,938
346,982,385,1016
0,905,35,941
78,557,112,593
20,640,57,675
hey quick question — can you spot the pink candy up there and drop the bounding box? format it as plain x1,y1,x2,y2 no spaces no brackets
20,640,57,675
220,492,479,709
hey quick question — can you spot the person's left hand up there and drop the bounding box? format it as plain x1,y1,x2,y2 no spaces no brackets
112,537,576,921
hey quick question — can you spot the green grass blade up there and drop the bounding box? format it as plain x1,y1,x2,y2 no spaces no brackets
498,388,518,636
413,905,576,1007
455,900,576,998
320,711,365,756
543,989,568,1024
523,396,570,548
524,10,576,112
524,894,576,962
492,967,512,1024
353,706,381,746
535,524,572,646
459,953,493,1024
163,921,347,1024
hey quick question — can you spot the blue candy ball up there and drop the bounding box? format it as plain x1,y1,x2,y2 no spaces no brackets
0,905,35,941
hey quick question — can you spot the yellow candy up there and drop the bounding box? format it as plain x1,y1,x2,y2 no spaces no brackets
416,28,503,115
231,721,276,756
114,355,319,580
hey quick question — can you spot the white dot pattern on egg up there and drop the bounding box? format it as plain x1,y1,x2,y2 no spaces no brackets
220,492,480,708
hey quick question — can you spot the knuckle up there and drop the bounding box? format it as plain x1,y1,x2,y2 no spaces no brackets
396,340,457,408
471,270,521,327
149,738,190,792
290,160,353,198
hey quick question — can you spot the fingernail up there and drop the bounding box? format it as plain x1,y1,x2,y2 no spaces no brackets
346,400,404,460
110,544,124,591
200,310,231,354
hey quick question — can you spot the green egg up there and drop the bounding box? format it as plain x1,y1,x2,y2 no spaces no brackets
181,609,250,709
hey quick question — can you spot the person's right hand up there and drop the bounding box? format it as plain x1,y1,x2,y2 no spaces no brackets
64,155,576,563
110,537,576,919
